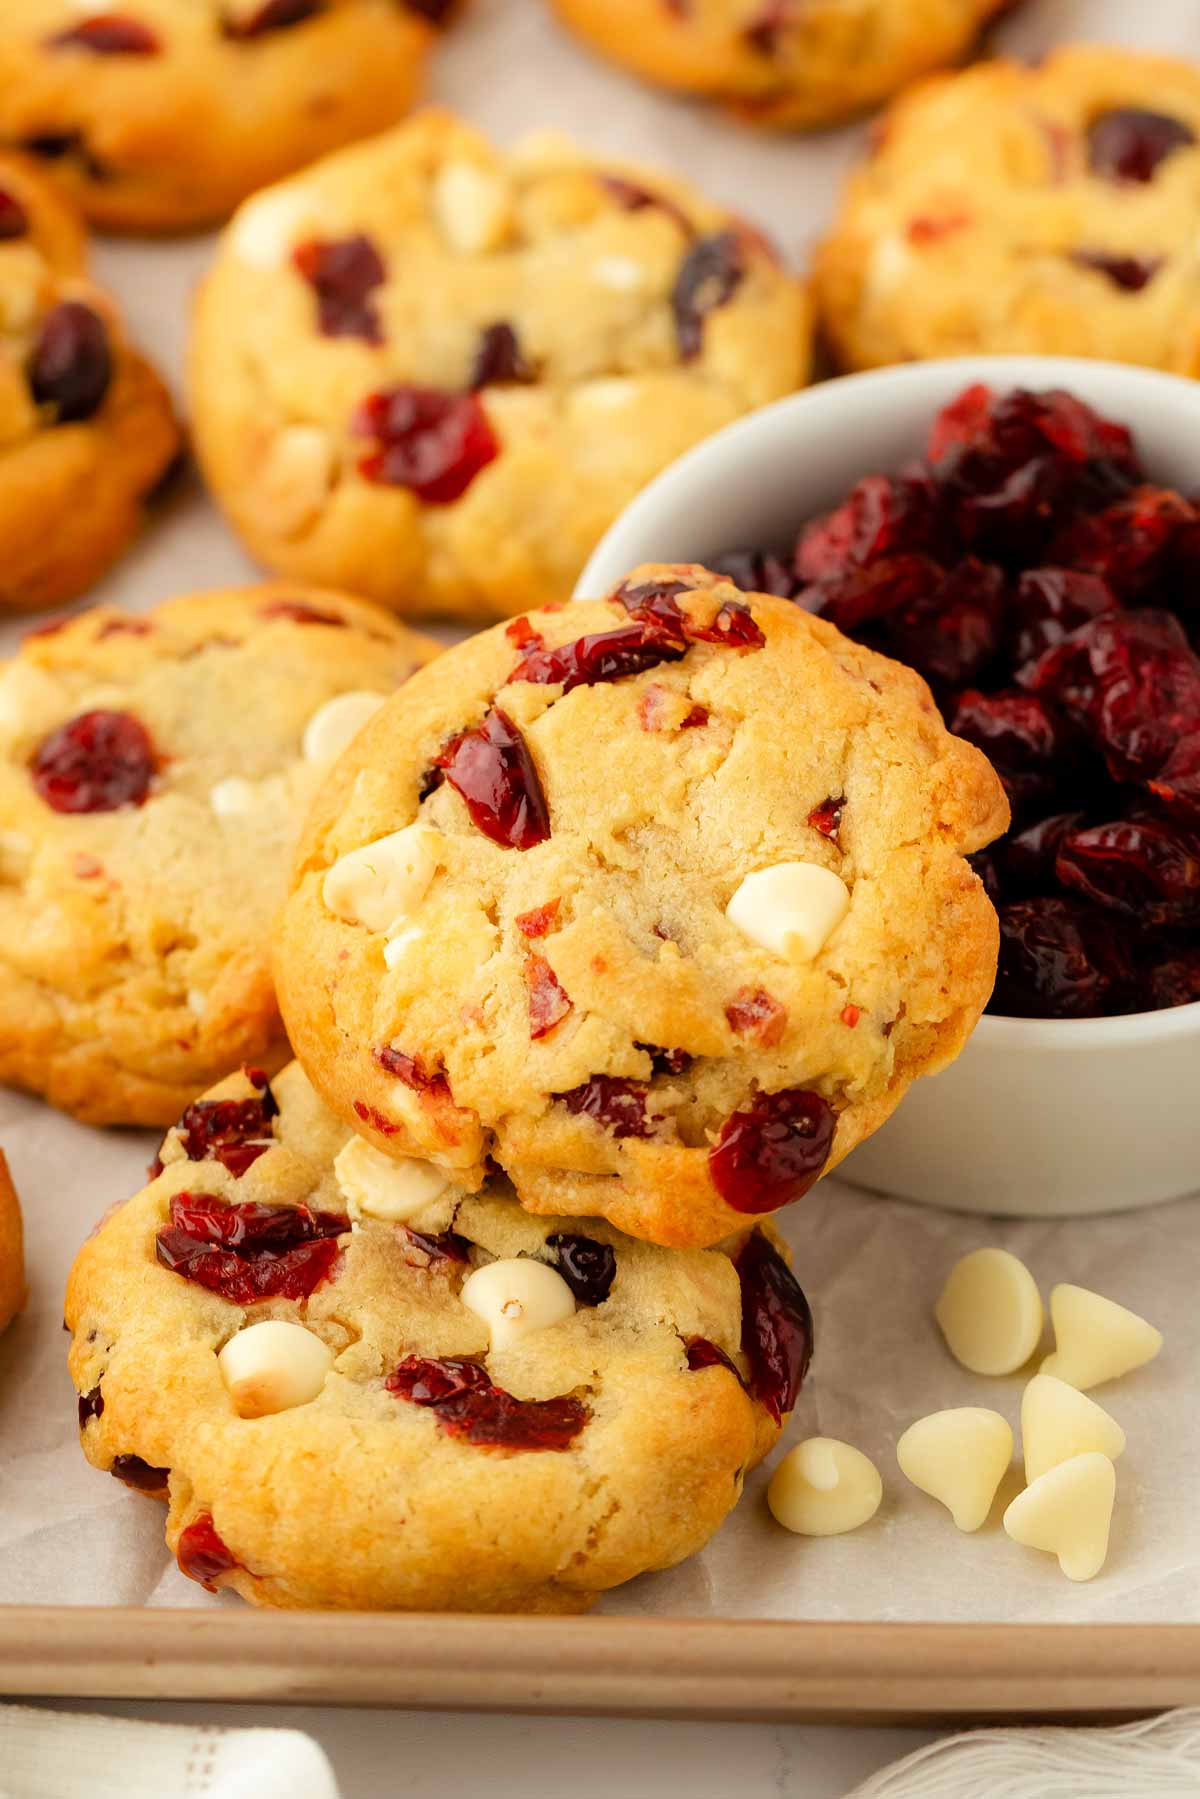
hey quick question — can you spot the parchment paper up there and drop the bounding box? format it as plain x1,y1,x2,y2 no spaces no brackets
1,0,1196,1624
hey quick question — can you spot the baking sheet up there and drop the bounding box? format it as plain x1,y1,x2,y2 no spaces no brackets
1,0,1198,1630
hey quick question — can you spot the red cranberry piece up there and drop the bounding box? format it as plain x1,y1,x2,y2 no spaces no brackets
435,708,550,850
636,1042,693,1076
707,549,797,597
177,1514,239,1591
470,322,534,389
1142,945,1200,1009
31,710,155,814
600,173,692,236
169,1089,279,1178
373,1045,453,1101
725,986,788,1047
48,14,161,53
292,235,385,344
259,599,347,626
545,1233,617,1305
1001,810,1086,896
516,898,561,938
78,1386,104,1427
29,301,112,422
1087,108,1196,183
806,552,943,636
1011,566,1119,664
795,473,944,583
513,618,688,692
616,578,765,650
671,232,744,361
685,600,765,649
685,1337,744,1380
735,1229,814,1422
527,953,572,1039
402,1227,471,1265
558,1076,651,1139
950,688,1064,773
888,558,1005,689
400,0,453,18
0,189,29,240
1070,250,1162,292
1150,730,1200,824
110,1454,169,1493
1048,486,1196,599
743,1,790,56
386,1357,589,1450
506,616,543,651
353,385,499,503
681,703,710,727
991,897,1135,1019
1057,816,1200,928
353,1100,399,1136
223,0,321,37
807,795,845,840
709,1086,835,1215
155,1195,347,1304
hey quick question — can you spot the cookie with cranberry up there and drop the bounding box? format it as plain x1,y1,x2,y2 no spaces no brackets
0,584,435,1126
67,1059,799,1612
0,1150,26,1333
0,151,178,610
818,47,1200,372
0,2,450,233
276,564,1008,1249
188,110,812,620
548,0,1012,131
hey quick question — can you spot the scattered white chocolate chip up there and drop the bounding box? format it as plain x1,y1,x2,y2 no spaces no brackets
186,988,207,1017
726,862,850,963
259,425,336,535
302,691,387,767
210,777,259,817
1003,1451,1116,1582
461,1257,576,1351
935,1247,1044,1376
1021,1373,1126,1486
322,823,438,932
1041,1284,1163,1391
217,1320,333,1419
382,923,425,973
230,185,322,271
767,1438,883,1537
593,255,646,292
432,161,511,254
896,1407,1013,1532
334,1136,453,1224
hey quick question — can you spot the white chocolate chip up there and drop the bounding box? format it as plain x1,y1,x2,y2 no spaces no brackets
186,988,207,1017
1003,1452,1116,1582
767,1438,883,1537
431,161,512,254
896,1407,1013,1533
334,1135,453,1224
1041,1284,1163,1391
726,862,850,962
866,230,915,301
1021,1373,1126,1486
322,823,438,933
382,923,425,972
0,247,49,332
217,1320,333,1419
935,1247,1044,1377
593,255,646,292
230,185,323,271
460,1257,576,1351
259,426,336,535
571,377,640,415
210,777,259,817
302,691,387,767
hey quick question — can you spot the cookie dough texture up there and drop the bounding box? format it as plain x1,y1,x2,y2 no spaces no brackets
277,566,1008,1249
817,47,1200,372
0,585,435,1127
67,1061,779,1613
188,110,812,620
0,1,447,232
0,1150,25,1334
549,0,1011,131
0,151,178,610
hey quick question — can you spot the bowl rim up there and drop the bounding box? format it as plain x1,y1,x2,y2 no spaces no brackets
576,353,1200,1046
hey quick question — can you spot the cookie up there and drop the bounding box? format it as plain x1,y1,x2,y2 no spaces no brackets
0,2,451,233
276,564,1008,1250
817,47,1200,373
0,1150,26,1333
548,0,1011,131
0,151,178,610
66,1059,802,1612
0,584,435,1127
188,110,812,621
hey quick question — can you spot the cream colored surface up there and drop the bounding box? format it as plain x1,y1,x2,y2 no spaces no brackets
333,1137,456,1225
1042,1285,1164,1391
767,1438,883,1537
935,1248,1044,1377
1021,1374,1126,1486
1003,1453,1117,1583
896,1409,1013,1533
217,1319,334,1420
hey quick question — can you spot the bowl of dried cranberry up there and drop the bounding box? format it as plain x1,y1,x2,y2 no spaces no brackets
579,356,1200,1216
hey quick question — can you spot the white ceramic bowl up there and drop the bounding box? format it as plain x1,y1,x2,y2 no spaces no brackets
578,356,1200,1218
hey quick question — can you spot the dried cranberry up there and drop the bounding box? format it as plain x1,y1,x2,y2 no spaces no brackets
725,986,788,1047
888,558,1006,689
0,189,29,240
795,473,944,583
470,322,534,389
617,580,765,650
1001,811,1086,896
709,1087,835,1215
545,1233,617,1305
1142,945,1200,1009
223,0,321,37
735,1230,813,1422
516,898,560,938
400,0,453,18
170,1089,279,1178
637,1043,692,1076
1011,566,1119,664
28,302,112,422
177,1514,239,1591
78,1387,104,1427
513,618,688,691
1057,816,1200,927
31,710,155,813
950,688,1064,773
386,1357,588,1450
258,599,347,625
402,1227,471,1265
992,897,1135,1019
558,1076,651,1139
807,795,845,840
110,1454,169,1493
671,232,744,360
1048,487,1196,599
435,708,550,850
686,601,766,648
1150,730,1200,823
506,616,543,650
600,173,692,236
1087,108,1196,183
48,14,161,53
155,1195,347,1304
1070,250,1162,292
292,234,385,343
354,385,499,503
527,953,572,1038
707,549,797,598
806,552,944,636
373,1045,452,1100
685,1337,743,1380
743,1,790,55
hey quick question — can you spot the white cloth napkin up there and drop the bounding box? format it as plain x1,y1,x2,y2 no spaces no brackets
0,1704,339,1799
